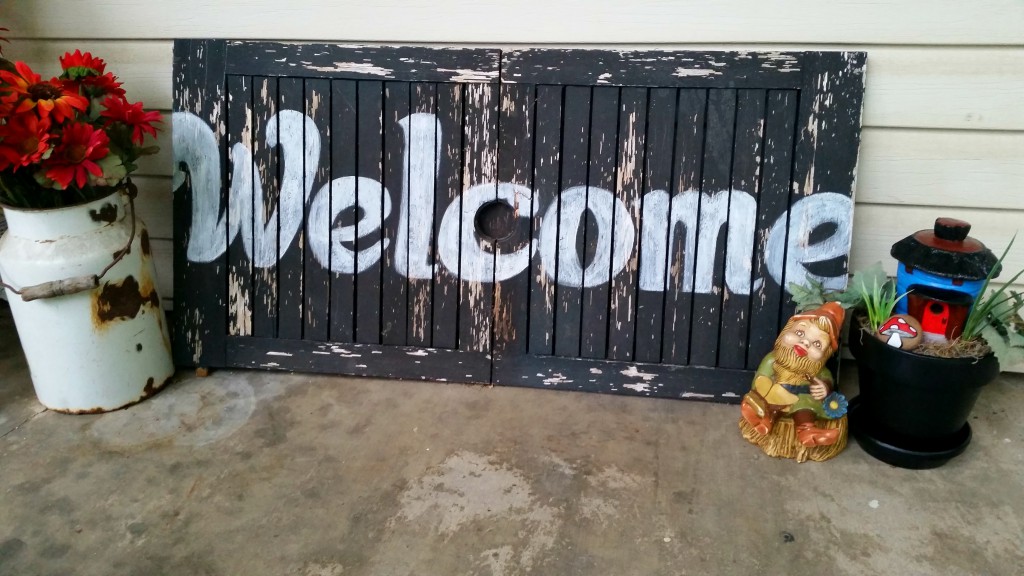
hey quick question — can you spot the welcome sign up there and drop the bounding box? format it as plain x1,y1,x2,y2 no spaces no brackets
173,41,865,401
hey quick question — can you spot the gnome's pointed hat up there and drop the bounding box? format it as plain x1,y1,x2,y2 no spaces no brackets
792,301,845,351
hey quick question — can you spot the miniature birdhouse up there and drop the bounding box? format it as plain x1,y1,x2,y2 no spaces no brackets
890,218,999,341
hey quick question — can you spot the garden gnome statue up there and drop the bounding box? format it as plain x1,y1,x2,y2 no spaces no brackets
739,302,849,462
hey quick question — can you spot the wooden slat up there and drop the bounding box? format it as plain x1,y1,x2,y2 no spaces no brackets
226,337,491,384
406,83,439,348
606,88,647,362
225,42,500,83
689,89,736,368
355,81,384,345
857,130,1024,210
747,90,798,369
381,81,410,345
128,176,172,238
15,41,1024,131
304,78,332,341
151,238,175,310
457,83,498,354
859,47,1024,131
528,85,563,356
492,83,535,356
553,86,591,358
12,2,1024,45
431,84,463,350
226,75,253,337
171,38,227,367
660,89,707,366
718,90,766,369
851,205,1024,283
580,87,620,359
634,88,677,364
13,40,173,110
783,52,866,323
251,76,280,339
277,77,305,340
503,50,803,88
329,80,358,343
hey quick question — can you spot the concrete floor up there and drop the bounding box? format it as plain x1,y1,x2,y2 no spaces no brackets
2,302,1023,576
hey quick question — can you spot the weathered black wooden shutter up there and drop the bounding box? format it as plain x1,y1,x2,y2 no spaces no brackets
173,42,865,401
174,41,502,382
489,50,865,400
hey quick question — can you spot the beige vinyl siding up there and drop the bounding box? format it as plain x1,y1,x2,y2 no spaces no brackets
5,2,1023,331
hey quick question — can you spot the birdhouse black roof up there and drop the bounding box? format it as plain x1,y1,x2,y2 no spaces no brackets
890,218,1000,281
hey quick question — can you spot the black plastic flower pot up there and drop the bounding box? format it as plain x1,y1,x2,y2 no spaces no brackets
848,324,999,469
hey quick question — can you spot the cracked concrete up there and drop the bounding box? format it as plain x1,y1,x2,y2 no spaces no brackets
1,301,1023,575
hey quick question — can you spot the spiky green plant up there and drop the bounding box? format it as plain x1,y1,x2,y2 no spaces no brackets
845,263,910,332
961,235,1024,368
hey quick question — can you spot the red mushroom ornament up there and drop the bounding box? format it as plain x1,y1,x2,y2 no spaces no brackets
877,314,923,350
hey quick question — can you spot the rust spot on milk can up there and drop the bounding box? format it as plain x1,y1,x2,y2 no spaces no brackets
92,275,161,326
88,202,118,224
140,229,151,257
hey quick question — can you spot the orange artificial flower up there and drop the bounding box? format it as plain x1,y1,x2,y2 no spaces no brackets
0,61,89,123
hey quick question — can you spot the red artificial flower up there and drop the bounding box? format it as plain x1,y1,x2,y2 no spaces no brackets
100,96,161,145
43,122,110,188
0,61,89,123
59,50,107,76
59,50,124,99
0,113,52,171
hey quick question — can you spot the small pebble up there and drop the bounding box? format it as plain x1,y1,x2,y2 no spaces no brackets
869,499,879,509
663,537,671,543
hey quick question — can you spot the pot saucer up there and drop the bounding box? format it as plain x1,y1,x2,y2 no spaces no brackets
848,396,972,469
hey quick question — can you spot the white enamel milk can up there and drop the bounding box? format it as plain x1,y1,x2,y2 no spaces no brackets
0,190,174,413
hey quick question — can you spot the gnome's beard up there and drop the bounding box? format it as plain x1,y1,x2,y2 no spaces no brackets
773,338,826,381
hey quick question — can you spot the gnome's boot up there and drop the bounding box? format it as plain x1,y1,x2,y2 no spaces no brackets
741,393,775,435
792,410,840,447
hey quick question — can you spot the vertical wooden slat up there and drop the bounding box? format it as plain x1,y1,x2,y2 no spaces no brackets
381,81,410,346
355,81,383,344
606,88,647,362
172,39,228,367
226,75,253,338
634,88,677,363
431,84,463,350
580,87,619,359
493,83,535,356
407,83,438,348
689,89,737,367
554,86,591,358
329,80,357,343
661,89,707,365
303,78,331,341
458,83,498,354
747,90,798,368
251,76,280,339
528,85,563,356
277,77,304,340
783,52,865,326
719,89,766,369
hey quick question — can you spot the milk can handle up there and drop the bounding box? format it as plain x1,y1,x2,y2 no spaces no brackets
0,180,139,302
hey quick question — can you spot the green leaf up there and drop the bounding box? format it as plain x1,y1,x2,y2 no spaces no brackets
981,324,1010,363
787,278,826,312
